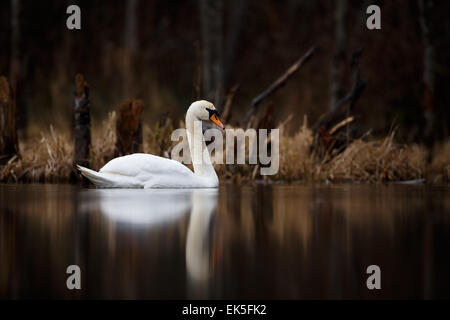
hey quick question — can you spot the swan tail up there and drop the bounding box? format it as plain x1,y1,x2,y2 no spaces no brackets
76,165,142,188
76,165,116,188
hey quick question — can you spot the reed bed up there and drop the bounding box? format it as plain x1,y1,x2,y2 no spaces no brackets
277,117,315,181
317,133,427,182
0,126,73,183
273,123,428,183
91,112,117,171
0,116,448,184
429,141,450,183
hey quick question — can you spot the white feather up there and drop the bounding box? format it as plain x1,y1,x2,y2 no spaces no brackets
77,100,220,189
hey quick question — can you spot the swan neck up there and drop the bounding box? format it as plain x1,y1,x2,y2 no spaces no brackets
186,111,217,178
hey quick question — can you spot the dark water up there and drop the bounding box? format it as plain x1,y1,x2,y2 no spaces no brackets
0,183,449,299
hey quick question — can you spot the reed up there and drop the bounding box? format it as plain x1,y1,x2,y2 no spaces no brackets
274,122,428,183
429,141,450,183
0,126,73,183
277,117,315,181
91,112,117,170
319,132,426,182
0,115,448,184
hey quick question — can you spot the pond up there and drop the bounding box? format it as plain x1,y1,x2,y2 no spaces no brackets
0,183,449,299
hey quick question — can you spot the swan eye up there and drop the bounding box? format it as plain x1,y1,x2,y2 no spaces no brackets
209,111,224,129
206,107,221,119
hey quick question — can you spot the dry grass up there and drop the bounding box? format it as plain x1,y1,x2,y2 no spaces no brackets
274,122,427,183
318,133,426,182
429,141,450,183
0,114,448,184
0,126,73,183
143,116,175,157
91,112,117,170
277,116,315,181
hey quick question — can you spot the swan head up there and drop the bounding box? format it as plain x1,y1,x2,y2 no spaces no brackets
188,100,224,129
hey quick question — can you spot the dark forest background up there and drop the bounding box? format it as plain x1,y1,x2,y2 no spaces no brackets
1,0,449,143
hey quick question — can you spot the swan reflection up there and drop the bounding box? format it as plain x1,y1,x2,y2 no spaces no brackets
88,189,193,226
185,189,217,297
90,188,218,297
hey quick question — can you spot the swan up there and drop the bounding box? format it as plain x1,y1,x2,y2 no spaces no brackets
77,100,224,188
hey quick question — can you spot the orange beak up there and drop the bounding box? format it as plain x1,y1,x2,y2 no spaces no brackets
210,113,224,129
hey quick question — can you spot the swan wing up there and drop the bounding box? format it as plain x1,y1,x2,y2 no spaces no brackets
100,153,196,188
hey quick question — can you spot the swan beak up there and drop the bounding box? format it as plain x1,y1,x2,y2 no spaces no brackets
210,113,224,129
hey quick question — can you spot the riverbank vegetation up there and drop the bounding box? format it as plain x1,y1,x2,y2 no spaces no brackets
1,115,448,184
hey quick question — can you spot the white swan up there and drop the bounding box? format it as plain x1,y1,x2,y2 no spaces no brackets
77,100,224,188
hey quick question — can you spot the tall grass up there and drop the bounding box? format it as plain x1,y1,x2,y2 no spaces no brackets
0,115,448,184
277,116,315,181
317,133,426,182
91,112,117,170
0,126,73,183
274,121,427,183
429,141,450,183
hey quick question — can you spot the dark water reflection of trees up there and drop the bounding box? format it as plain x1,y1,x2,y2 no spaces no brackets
0,184,449,299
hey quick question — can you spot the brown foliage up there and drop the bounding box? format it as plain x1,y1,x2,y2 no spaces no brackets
0,114,448,184
115,99,143,156
429,141,450,183
91,112,117,171
0,126,72,183
319,133,426,182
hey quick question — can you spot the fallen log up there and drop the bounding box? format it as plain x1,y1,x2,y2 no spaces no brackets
311,48,366,158
312,48,366,132
243,46,316,127
0,76,19,164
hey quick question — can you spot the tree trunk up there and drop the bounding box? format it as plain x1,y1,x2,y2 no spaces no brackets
115,99,143,156
313,49,365,133
10,0,26,134
123,0,139,96
419,0,436,147
10,0,20,89
200,0,224,108
223,0,247,93
73,74,91,168
330,0,348,110
0,77,19,164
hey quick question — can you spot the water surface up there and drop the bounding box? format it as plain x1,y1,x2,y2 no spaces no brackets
0,183,449,299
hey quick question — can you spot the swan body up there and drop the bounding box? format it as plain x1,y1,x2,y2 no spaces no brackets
77,100,223,189
77,153,216,188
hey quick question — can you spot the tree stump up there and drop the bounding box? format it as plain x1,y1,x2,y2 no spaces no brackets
115,99,143,156
0,76,19,164
73,74,91,168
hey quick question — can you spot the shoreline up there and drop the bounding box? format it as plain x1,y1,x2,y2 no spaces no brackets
1,177,448,186
1,121,449,185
